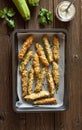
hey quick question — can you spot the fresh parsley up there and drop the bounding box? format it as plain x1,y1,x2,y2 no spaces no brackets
0,7,15,28
6,18,15,28
39,16,47,26
38,8,53,26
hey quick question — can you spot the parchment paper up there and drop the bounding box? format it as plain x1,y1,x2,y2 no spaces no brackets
16,32,65,109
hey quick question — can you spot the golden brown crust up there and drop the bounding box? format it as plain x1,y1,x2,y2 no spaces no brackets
27,69,34,95
53,35,60,62
43,35,53,63
47,71,55,96
34,68,47,93
21,69,28,97
18,35,33,59
52,62,60,87
24,91,49,101
36,43,49,66
33,53,40,76
33,98,57,105
19,51,32,72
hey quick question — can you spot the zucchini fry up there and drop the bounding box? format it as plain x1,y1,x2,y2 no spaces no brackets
27,69,34,95
33,53,40,76
47,71,55,96
53,35,60,62
33,98,57,105
43,35,53,63
18,35,33,59
36,43,49,66
21,69,28,97
19,51,32,72
24,91,49,101
34,68,47,93
52,62,60,87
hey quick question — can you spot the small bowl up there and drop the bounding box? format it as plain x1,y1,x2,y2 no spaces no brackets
55,1,76,22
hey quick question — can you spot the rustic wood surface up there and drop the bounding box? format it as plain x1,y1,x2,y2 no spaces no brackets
0,0,82,130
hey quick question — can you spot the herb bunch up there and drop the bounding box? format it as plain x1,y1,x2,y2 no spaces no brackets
0,7,15,28
38,8,53,26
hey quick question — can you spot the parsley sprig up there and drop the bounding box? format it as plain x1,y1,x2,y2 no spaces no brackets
0,7,15,28
38,8,53,26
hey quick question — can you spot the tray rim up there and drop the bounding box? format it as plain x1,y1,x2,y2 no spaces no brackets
12,28,69,112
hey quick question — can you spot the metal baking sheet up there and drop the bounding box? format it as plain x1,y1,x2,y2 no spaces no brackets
12,29,69,112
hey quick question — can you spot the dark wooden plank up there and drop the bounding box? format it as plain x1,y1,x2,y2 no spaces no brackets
6,0,25,35
0,34,25,130
80,0,82,129
0,0,26,130
26,113,54,130
0,111,26,130
0,111,25,130
0,0,8,35
0,0,25,35
25,0,53,29
25,1,55,130
0,35,11,111
0,0,82,130
54,0,82,130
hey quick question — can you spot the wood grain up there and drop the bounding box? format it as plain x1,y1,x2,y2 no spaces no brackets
0,35,11,111
0,0,82,130
0,0,25,130
0,0,8,35
54,0,82,130
25,0,53,29
25,1,55,130
26,113,54,130
80,0,82,129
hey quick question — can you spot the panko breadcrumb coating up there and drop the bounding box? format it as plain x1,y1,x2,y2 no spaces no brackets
43,35,53,63
19,51,32,72
36,43,49,66
21,69,28,97
27,69,34,95
24,91,49,101
33,53,40,76
53,35,60,62
18,35,33,59
33,97,57,105
52,62,60,87
34,68,47,93
47,71,55,96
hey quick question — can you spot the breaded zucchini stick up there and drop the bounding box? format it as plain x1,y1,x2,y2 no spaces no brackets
43,35,53,63
36,43,49,66
53,35,60,62
34,68,47,93
27,69,34,95
18,35,33,59
24,91,49,101
33,53,40,76
21,69,28,97
52,62,60,87
33,98,57,105
47,71,55,96
19,51,32,72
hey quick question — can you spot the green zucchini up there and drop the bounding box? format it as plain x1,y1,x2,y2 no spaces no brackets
28,0,40,6
12,0,30,20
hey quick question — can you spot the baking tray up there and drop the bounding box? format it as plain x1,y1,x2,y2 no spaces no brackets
12,29,69,112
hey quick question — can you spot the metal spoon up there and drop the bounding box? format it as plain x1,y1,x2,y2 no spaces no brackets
65,0,76,12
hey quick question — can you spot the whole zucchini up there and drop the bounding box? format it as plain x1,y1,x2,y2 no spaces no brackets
12,0,30,20
28,0,40,6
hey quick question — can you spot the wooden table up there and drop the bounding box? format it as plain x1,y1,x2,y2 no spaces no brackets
0,0,82,130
